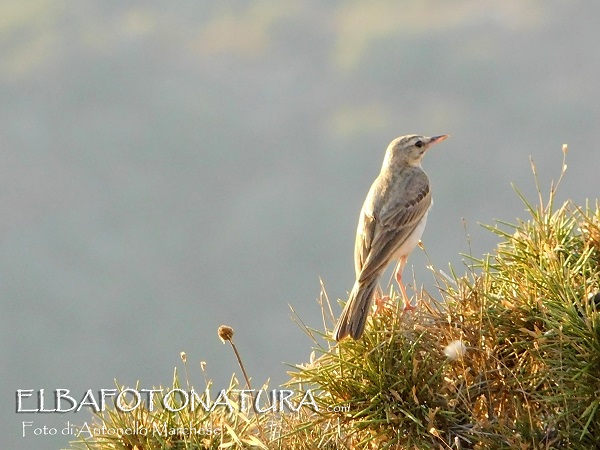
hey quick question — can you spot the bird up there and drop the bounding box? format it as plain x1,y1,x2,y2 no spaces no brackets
332,134,448,341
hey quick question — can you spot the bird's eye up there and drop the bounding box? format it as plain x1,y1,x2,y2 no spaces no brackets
414,140,423,148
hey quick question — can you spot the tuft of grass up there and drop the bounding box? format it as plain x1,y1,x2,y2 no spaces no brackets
71,147,600,449
69,333,273,450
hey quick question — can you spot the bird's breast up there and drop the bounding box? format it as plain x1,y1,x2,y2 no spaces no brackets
391,211,429,261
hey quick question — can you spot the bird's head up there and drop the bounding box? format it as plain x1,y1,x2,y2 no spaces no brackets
383,134,449,168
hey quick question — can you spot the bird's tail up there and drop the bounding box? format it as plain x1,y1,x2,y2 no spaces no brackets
332,276,379,341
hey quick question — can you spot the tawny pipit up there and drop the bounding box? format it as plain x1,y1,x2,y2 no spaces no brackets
333,134,448,341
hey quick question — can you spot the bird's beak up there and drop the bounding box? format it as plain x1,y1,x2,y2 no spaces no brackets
429,135,449,146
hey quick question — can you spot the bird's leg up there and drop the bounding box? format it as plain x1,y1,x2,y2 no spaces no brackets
395,256,416,312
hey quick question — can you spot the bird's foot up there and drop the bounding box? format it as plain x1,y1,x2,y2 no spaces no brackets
402,301,417,313
374,295,393,315
399,282,417,313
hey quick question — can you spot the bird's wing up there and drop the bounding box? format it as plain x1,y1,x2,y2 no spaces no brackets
354,207,376,278
355,169,431,283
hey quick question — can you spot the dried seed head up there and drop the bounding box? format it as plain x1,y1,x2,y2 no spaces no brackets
444,340,467,360
218,325,234,343
180,351,187,363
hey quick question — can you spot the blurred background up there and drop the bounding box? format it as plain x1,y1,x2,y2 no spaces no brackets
2,1,599,448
